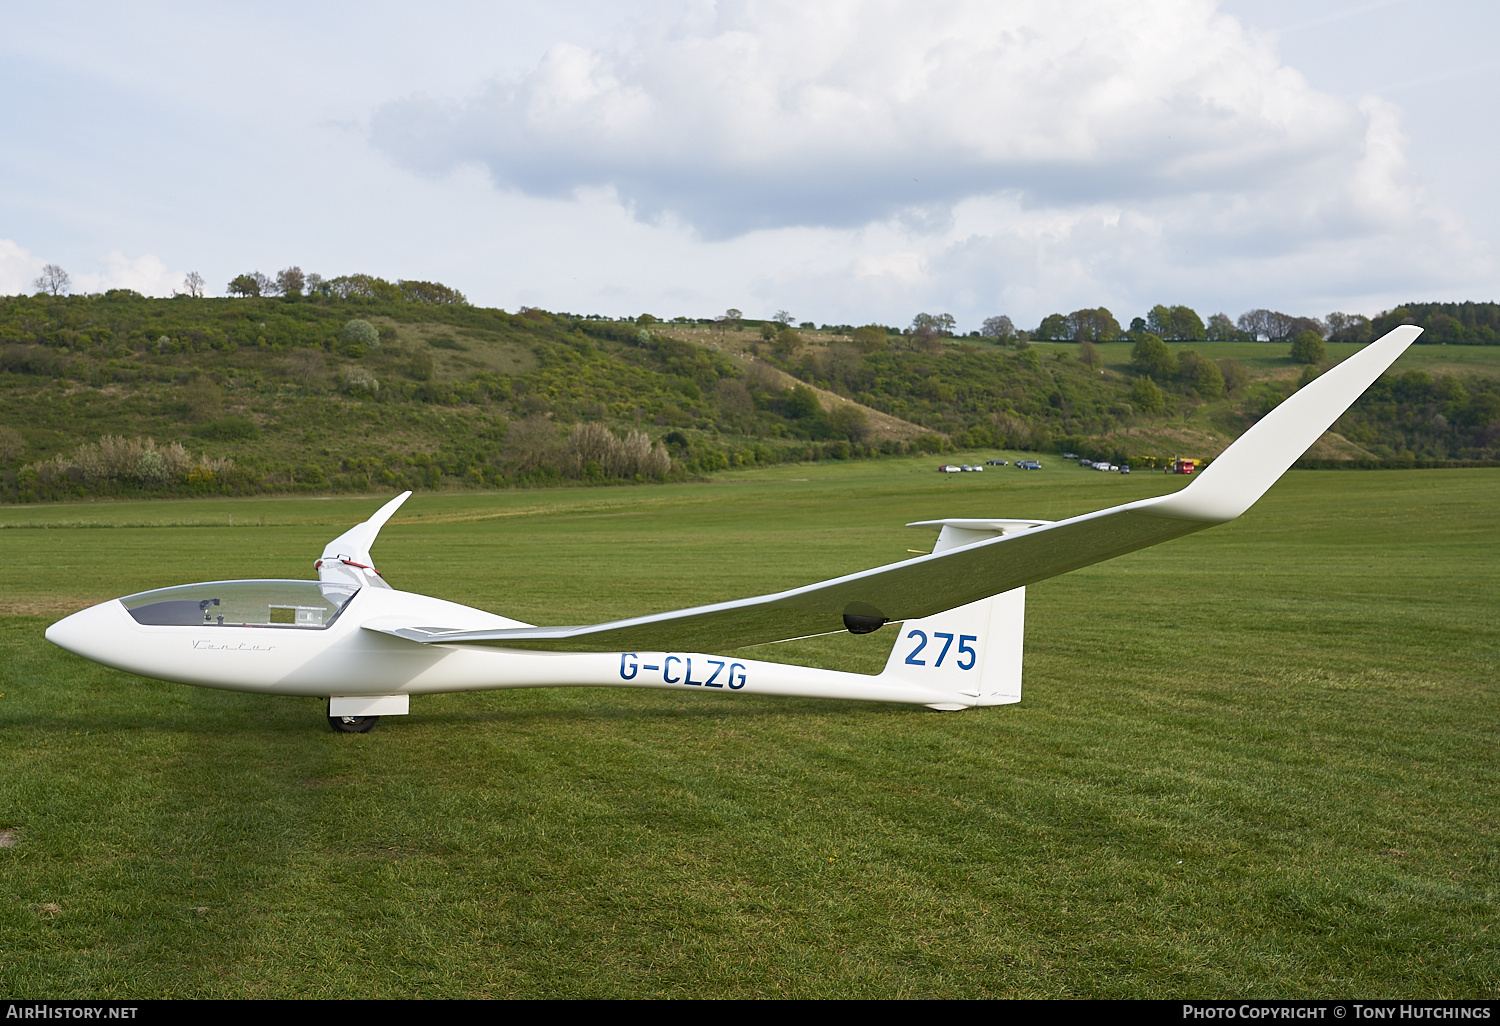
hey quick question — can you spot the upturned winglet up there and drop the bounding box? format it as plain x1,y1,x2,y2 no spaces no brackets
1152,324,1422,522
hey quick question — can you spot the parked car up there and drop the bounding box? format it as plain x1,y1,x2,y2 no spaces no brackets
985,459,1008,466
939,464,962,473
1094,462,1115,472
1062,452,1079,460
1079,459,1094,468
1015,459,1042,470
1120,465,1131,475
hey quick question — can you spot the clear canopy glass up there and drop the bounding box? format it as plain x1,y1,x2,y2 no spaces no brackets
121,580,359,629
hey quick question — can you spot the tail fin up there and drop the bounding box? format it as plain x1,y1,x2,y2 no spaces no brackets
318,491,412,589
878,588,1025,710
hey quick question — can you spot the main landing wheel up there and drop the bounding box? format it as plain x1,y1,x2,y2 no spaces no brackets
326,701,379,733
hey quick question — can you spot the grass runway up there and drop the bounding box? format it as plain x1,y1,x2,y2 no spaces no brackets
1,455,1497,997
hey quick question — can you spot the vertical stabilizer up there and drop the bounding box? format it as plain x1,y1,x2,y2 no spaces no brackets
878,588,1025,710
317,491,412,590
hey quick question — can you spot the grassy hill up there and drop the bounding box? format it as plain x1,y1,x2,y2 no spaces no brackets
678,324,1500,466
1,291,1497,504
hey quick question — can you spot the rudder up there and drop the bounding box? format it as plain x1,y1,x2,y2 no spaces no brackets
878,588,1025,710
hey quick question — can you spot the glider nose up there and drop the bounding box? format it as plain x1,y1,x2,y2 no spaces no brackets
46,601,119,661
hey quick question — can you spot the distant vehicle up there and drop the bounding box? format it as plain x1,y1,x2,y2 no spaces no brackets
1015,460,1042,470
939,465,962,474
1079,459,1094,468
1120,465,1131,475
1168,458,1199,475
1062,452,1079,460
985,459,1008,466
1094,462,1115,472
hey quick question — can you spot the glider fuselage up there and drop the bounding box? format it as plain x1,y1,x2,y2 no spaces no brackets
45,583,998,709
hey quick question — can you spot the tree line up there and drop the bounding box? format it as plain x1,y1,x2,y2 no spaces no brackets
223,267,468,305
966,303,1499,345
23,258,1496,347
27,262,469,307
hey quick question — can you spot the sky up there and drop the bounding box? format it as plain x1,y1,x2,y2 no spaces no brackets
0,0,1495,332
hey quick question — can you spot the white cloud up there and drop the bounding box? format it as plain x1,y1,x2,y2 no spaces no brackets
366,0,1489,326
373,1,1367,232
0,2,1489,329
0,240,45,297
73,251,185,298
0,241,188,298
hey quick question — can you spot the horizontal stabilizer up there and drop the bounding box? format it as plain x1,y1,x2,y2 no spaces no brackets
908,518,1053,553
372,327,1419,652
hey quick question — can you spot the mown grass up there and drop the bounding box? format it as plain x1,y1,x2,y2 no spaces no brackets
1,457,1496,997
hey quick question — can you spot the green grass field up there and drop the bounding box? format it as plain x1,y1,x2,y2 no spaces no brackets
1,456,1497,997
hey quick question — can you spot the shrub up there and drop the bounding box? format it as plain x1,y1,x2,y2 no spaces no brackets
1130,333,1176,379
342,319,380,353
344,367,380,395
409,350,435,381
1193,358,1225,399
1177,350,1224,398
565,423,671,479
136,448,169,486
1130,376,1165,414
1218,358,1249,394
1290,330,1326,365
27,436,232,492
850,325,888,352
0,426,23,463
784,384,821,419
503,416,562,474
827,403,870,442
772,328,805,356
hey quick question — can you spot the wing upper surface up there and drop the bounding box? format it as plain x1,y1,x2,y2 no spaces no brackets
368,326,1421,653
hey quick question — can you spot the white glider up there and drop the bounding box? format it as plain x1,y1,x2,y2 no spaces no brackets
46,326,1421,731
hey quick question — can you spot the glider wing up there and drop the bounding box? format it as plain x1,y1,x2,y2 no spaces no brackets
371,326,1420,652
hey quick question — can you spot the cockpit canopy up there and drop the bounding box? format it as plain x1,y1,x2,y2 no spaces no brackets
121,580,359,629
